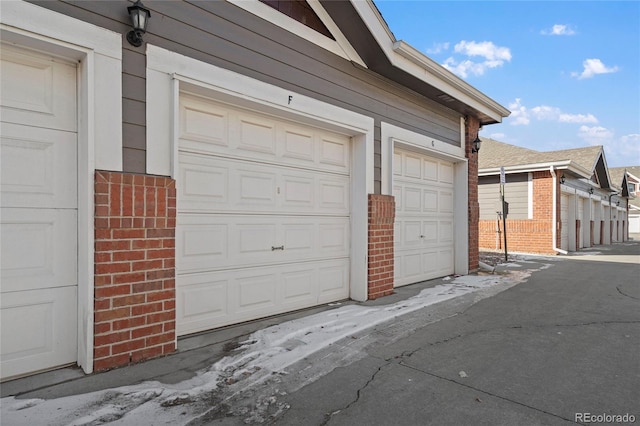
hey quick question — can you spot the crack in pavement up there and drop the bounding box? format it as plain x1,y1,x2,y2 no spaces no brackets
617,286,640,301
398,362,577,425
319,362,388,426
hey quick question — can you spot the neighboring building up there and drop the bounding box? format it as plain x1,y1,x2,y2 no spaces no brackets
478,138,628,255
0,1,508,380
610,166,640,236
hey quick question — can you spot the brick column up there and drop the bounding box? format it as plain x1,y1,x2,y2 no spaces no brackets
368,194,395,299
94,171,176,371
465,116,480,271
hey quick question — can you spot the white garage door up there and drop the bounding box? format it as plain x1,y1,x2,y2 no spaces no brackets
560,194,569,251
577,198,584,248
393,149,454,287
630,215,640,234
1,45,78,379
176,94,351,335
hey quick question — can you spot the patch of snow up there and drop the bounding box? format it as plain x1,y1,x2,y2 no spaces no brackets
1,262,545,425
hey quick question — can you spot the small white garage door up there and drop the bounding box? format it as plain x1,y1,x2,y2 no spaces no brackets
176,94,351,335
577,197,585,248
393,148,454,287
1,45,78,379
560,194,569,251
630,214,640,234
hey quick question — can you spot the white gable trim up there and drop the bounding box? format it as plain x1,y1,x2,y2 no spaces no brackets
227,0,366,67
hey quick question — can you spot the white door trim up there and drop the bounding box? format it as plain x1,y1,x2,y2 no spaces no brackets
146,44,373,302
1,0,122,374
381,122,469,276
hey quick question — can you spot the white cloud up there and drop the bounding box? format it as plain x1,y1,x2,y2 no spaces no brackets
508,98,530,126
558,113,598,124
578,125,614,145
572,58,619,79
442,40,511,78
425,42,450,55
453,40,512,61
530,105,598,124
541,24,576,36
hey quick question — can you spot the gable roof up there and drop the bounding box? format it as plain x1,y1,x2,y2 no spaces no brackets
478,138,613,189
610,166,640,186
321,0,510,125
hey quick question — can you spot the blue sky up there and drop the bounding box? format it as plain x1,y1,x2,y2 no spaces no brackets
374,1,640,167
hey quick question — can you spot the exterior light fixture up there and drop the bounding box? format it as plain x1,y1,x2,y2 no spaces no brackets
471,136,482,153
616,200,620,206
560,174,566,184
126,0,151,47
588,188,594,195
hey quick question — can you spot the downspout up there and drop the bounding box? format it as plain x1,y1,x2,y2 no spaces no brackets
550,167,568,254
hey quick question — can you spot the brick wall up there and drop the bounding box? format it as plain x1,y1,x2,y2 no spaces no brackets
94,171,177,371
368,194,395,299
479,170,560,255
465,116,480,271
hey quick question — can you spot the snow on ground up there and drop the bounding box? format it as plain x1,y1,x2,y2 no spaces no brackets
1,262,548,426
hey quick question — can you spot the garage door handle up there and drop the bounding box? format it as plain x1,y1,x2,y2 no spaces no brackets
419,235,425,238
271,245,285,251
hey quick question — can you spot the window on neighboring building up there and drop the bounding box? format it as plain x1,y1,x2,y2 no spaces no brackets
260,0,335,39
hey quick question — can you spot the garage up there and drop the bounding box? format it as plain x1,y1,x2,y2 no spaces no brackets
175,93,352,335
1,45,78,379
393,148,454,287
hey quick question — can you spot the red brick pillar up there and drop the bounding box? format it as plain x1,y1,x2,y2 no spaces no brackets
94,171,176,371
368,194,395,299
465,116,480,271
576,219,581,250
590,221,594,246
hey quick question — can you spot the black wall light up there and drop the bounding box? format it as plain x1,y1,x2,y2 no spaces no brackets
127,0,151,47
471,136,482,153
588,187,594,195
560,174,566,184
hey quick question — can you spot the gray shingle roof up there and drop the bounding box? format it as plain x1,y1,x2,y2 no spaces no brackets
478,138,603,173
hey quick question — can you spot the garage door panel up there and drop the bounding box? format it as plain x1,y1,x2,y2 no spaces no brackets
178,215,349,273
423,158,438,182
236,273,278,313
238,116,277,157
0,46,76,132
439,221,454,243
178,152,349,215
422,190,438,212
317,177,349,213
1,286,77,379
1,208,77,293
440,191,454,213
317,260,349,302
1,123,77,209
439,162,454,184
180,101,228,148
180,95,350,175
319,135,350,170
282,128,314,162
422,221,438,243
177,259,348,334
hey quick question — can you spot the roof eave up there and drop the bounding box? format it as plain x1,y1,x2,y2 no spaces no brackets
478,160,591,178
